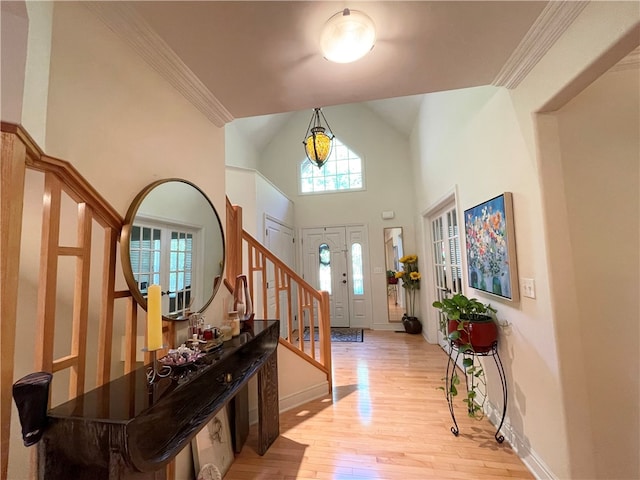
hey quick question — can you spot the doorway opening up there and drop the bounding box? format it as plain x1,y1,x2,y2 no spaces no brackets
423,193,462,347
301,225,371,328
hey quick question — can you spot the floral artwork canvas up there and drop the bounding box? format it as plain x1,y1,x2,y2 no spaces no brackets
464,193,519,301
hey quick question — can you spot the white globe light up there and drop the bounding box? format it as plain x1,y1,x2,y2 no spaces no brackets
320,9,376,64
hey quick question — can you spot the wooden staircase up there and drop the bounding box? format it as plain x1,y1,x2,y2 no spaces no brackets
226,200,332,391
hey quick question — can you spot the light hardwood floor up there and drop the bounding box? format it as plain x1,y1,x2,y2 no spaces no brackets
226,330,533,480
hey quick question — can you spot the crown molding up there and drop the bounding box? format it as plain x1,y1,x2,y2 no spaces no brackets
492,1,589,89
609,46,640,73
86,3,234,127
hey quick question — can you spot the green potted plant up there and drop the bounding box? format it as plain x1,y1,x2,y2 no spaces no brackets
432,293,497,353
432,293,498,419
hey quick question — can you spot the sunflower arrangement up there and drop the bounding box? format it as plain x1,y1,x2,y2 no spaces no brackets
395,254,421,317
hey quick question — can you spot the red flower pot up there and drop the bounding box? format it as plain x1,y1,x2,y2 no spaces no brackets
447,316,497,353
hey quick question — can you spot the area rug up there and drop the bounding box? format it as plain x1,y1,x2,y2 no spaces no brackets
303,327,364,343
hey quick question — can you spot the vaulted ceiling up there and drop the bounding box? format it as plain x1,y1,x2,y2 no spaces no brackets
89,1,591,143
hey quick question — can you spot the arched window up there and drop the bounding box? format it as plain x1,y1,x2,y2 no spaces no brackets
300,138,364,194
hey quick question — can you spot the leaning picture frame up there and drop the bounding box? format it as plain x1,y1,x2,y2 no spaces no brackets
192,406,234,479
463,192,519,301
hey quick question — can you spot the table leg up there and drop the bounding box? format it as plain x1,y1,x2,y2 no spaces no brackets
257,352,279,455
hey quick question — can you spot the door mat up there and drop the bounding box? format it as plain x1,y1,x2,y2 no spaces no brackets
303,327,364,343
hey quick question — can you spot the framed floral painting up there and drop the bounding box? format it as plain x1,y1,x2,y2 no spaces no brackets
464,192,519,301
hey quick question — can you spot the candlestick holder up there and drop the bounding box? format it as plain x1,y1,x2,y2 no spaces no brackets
142,346,171,383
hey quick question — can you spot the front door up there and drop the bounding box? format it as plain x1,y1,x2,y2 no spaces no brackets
301,225,371,328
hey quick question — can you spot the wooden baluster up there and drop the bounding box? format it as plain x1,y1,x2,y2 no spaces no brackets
69,203,93,399
97,228,118,386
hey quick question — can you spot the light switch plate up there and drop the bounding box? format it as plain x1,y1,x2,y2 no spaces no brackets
521,278,536,299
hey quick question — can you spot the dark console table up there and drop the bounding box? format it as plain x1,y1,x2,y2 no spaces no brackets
38,320,280,479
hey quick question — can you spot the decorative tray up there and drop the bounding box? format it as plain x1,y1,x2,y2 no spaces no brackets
200,338,224,353
159,345,204,368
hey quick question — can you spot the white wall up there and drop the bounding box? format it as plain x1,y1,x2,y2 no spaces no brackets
411,85,565,478
0,1,28,123
21,1,53,146
44,5,225,215
256,174,295,236
258,104,417,329
226,167,259,235
555,67,639,480
226,166,294,241
514,3,639,478
410,3,639,479
225,122,260,170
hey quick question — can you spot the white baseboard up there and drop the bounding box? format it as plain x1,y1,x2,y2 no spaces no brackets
371,324,406,331
249,381,329,425
485,401,557,480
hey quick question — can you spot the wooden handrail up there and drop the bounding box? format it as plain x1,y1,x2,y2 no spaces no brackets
242,230,322,303
0,122,122,230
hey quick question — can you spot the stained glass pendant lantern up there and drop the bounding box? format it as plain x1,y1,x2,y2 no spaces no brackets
303,108,335,169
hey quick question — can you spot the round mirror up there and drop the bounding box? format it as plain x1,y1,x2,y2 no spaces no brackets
121,179,225,320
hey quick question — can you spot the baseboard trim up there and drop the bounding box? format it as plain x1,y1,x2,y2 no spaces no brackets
249,381,329,425
485,401,557,480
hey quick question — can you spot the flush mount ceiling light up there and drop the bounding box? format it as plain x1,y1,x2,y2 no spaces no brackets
320,8,376,64
303,108,335,169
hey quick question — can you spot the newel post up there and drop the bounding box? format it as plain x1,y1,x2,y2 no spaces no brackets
225,199,243,286
1,128,27,480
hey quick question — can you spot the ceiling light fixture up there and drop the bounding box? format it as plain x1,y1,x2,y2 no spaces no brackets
303,108,335,169
320,8,376,64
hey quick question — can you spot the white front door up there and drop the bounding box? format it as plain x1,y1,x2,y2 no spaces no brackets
302,227,349,327
264,217,296,336
429,206,463,349
301,225,371,328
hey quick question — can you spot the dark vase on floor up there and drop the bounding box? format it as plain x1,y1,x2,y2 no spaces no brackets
402,315,422,334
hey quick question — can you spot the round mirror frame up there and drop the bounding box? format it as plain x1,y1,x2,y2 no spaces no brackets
120,178,225,320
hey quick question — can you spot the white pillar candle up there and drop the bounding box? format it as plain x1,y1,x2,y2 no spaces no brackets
147,284,163,351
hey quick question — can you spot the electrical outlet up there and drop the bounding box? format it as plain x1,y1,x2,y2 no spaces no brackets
521,278,536,299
